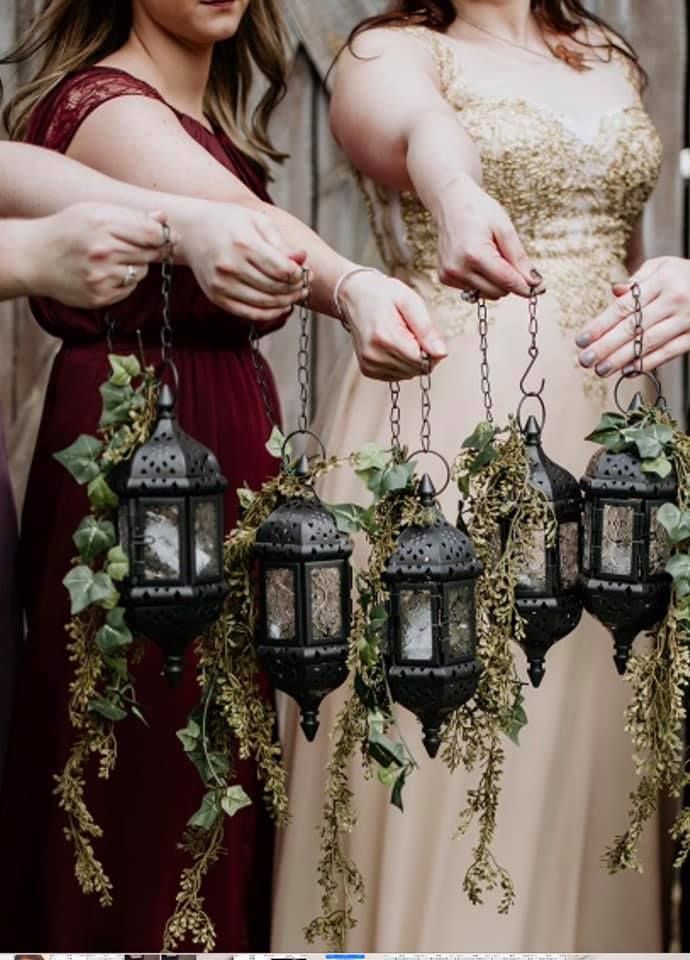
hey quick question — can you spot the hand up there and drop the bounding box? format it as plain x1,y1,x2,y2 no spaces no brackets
175,202,307,324
433,174,544,300
337,270,448,381
576,257,690,376
13,202,173,307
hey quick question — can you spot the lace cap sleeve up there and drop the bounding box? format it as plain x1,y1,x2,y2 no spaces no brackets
401,25,458,99
25,68,167,153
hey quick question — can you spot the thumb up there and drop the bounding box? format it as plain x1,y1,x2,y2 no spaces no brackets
494,220,542,289
398,287,448,359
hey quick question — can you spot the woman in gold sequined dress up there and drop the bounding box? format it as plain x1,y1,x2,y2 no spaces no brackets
272,0,664,952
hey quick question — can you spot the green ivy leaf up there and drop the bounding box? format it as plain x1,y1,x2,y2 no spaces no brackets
95,607,132,654
667,554,690,584
108,353,141,386
106,545,129,582
380,462,416,494
352,443,390,473
354,672,378,711
87,475,118,511
73,516,116,563
503,686,528,745
54,435,103,485
220,785,251,818
391,767,408,812
188,790,222,830
458,472,471,497
326,502,368,534
622,427,663,460
367,710,387,739
658,503,690,545
105,655,129,679
266,426,289,460
99,380,143,429
641,455,673,478
63,565,95,615
88,697,128,722
237,487,256,511
90,571,119,609
462,420,498,452
368,729,406,769
177,717,202,753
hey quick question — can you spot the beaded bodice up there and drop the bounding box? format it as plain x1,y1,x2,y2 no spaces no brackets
360,27,663,340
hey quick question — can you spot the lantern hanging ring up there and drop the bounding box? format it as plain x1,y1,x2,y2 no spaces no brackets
612,283,665,413
280,428,327,467
157,356,180,398
517,287,546,433
407,448,451,496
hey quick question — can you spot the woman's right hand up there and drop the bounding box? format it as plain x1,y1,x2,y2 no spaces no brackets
337,270,448,380
11,202,172,307
175,202,307,324
434,174,544,300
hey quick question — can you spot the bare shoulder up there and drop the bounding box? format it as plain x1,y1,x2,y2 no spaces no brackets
344,24,436,67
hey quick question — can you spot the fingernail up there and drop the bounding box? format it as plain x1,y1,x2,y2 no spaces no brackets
430,337,448,356
575,332,592,348
623,363,636,375
580,350,596,367
595,361,611,376
530,268,543,282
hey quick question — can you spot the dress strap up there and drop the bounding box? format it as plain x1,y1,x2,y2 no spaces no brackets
401,25,458,100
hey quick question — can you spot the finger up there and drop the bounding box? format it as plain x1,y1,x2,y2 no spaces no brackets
637,334,690,373
108,210,176,250
576,276,663,349
578,290,665,370
111,246,166,266
494,221,541,287
618,258,665,290
395,287,448,358
462,270,510,301
246,241,306,284
358,353,425,381
212,284,305,310
220,261,305,296
216,298,295,324
592,312,681,377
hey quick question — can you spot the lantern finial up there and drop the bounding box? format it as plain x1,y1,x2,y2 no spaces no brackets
629,392,645,413
418,472,436,505
157,382,175,416
523,414,541,445
295,452,310,478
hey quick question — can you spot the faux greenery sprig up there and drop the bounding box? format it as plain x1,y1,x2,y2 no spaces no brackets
585,403,690,874
449,417,553,913
54,353,158,905
164,430,345,950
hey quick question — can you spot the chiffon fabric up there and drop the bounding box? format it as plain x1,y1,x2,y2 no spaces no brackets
0,68,282,951
0,416,19,784
272,27,665,952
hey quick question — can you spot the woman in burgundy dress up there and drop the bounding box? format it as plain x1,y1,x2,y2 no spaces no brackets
0,0,446,950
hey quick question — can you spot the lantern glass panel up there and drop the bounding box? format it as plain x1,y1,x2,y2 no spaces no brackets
310,565,343,642
582,501,592,572
141,501,182,581
266,567,296,641
194,499,220,580
558,522,580,589
399,588,434,662
447,582,474,662
517,527,547,591
600,501,636,577
649,503,672,575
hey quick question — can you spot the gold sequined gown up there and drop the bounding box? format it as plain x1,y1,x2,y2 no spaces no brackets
272,27,664,952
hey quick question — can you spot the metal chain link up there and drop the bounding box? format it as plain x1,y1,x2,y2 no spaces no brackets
389,381,401,451
477,297,494,423
160,224,174,366
104,312,116,353
420,352,432,453
297,296,310,433
631,280,644,373
250,325,278,429
527,286,539,370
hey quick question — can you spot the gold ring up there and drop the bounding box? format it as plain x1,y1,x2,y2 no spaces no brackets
121,264,137,287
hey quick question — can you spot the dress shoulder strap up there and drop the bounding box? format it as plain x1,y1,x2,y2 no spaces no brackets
401,25,458,99
25,67,167,153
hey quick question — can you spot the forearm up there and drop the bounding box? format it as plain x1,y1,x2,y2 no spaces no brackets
0,218,40,300
405,110,482,221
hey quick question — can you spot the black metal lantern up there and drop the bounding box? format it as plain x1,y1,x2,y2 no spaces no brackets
110,383,228,686
504,414,584,687
382,473,483,758
253,454,352,741
580,390,676,674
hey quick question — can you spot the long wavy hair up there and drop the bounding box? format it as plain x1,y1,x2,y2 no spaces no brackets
349,0,646,89
1,0,288,168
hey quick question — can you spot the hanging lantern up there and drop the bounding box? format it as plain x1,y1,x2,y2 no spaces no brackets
503,415,584,687
253,454,352,741
580,390,676,674
110,383,228,686
382,473,483,758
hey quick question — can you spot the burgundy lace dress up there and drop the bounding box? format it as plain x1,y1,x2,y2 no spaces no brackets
0,68,282,950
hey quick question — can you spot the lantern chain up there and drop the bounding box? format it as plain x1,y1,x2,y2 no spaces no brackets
631,281,644,373
477,297,494,423
517,287,546,431
298,297,310,434
420,352,432,453
160,224,174,367
249,326,279,430
390,381,402,452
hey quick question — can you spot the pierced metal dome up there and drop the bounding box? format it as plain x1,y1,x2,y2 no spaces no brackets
254,498,352,563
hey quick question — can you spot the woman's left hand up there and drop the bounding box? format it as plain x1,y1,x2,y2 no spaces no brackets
576,257,690,376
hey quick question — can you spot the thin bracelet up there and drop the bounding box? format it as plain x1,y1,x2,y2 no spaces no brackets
333,266,383,330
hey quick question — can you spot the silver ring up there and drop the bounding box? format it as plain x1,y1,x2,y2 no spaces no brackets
121,264,138,288
460,288,480,304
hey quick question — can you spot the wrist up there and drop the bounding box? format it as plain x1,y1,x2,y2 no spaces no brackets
0,218,44,298
334,265,384,329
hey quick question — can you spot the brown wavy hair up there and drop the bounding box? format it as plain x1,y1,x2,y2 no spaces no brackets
349,0,646,90
1,0,288,168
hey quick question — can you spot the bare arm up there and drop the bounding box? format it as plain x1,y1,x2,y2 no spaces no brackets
60,94,447,378
331,29,541,299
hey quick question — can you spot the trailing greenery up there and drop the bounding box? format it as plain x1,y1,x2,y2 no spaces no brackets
54,353,157,906
449,418,551,913
586,404,690,874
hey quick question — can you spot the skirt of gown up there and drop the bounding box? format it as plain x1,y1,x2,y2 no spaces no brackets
271,286,663,952
0,415,19,785
0,338,279,951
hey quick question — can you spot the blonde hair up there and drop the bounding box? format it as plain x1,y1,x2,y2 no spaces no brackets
1,0,288,170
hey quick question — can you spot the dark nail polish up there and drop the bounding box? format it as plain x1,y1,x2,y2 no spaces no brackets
623,364,635,375
575,333,592,348
530,268,543,282
580,350,596,367
595,361,611,376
